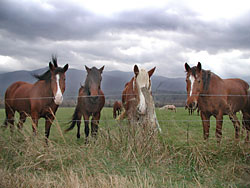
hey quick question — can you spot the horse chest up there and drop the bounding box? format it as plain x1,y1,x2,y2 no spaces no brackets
84,98,104,113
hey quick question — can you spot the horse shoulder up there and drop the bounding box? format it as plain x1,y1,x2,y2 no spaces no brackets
99,89,105,108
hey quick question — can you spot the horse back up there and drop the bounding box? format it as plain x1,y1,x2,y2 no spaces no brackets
224,78,249,112
5,81,33,109
224,79,249,94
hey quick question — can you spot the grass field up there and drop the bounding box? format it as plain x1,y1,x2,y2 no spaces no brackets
0,107,249,187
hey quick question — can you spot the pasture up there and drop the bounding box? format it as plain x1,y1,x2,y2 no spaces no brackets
0,107,249,187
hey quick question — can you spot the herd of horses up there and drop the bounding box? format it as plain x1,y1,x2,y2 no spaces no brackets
2,57,250,143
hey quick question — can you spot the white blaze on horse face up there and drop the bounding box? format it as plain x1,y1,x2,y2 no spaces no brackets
136,69,150,114
54,74,63,105
189,75,195,96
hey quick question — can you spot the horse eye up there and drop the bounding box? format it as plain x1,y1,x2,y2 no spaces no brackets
198,79,201,83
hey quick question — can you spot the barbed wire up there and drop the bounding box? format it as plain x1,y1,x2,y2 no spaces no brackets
1,93,250,101
0,118,249,123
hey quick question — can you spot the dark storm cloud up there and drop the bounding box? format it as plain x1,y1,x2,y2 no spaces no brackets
0,0,250,77
0,0,107,41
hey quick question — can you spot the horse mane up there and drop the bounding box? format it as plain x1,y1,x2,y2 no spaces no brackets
202,70,211,91
189,66,211,91
33,56,65,82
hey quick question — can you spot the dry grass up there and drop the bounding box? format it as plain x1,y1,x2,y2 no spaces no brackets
0,107,249,187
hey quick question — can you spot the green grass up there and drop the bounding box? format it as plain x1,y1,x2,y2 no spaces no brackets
0,107,249,187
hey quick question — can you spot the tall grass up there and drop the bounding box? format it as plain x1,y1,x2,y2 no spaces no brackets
0,108,249,187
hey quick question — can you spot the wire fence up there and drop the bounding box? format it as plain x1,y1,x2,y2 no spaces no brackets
2,93,250,101
1,93,250,125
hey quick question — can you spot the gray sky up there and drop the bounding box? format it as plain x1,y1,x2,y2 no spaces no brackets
0,0,250,78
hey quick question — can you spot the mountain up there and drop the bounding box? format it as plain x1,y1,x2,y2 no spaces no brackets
0,67,187,106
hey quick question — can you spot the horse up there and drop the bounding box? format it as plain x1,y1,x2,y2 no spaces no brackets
185,62,249,143
160,104,177,113
113,101,123,119
65,66,105,142
185,105,199,115
118,65,161,132
4,56,68,140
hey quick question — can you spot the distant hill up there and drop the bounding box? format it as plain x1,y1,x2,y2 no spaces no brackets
0,67,187,106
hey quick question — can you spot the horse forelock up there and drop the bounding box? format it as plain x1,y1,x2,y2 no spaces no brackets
52,56,58,67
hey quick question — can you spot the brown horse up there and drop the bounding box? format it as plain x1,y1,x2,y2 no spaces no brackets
113,101,122,119
185,62,249,143
118,65,161,132
185,105,199,115
65,66,105,141
4,57,68,140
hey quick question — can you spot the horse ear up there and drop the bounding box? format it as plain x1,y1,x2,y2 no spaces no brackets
85,65,91,73
49,62,55,71
148,67,156,78
197,62,202,72
185,63,191,72
99,66,105,74
63,64,69,72
134,65,139,76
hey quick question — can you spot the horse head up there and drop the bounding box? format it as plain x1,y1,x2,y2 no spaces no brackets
133,65,155,115
184,62,203,110
49,57,68,105
85,65,104,103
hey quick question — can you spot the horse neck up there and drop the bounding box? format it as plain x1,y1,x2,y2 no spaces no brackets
202,73,224,95
34,80,53,97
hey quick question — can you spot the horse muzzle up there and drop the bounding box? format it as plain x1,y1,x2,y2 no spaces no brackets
137,105,146,115
54,95,63,105
187,101,197,110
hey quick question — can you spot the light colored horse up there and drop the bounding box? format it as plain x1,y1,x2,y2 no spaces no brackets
118,65,161,132
160,105,177,113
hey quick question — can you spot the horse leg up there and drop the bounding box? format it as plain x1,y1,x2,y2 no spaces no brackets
246,130,249,143
91,112,100,138
31,112,39,135
83,114,90,143
4,106,15,132
17,112,27,130
44,114,55,143
200,111,210,140
215,113,223,143
242,111,250,143
76,116,82,139
117,110,126,120
228,113,240,141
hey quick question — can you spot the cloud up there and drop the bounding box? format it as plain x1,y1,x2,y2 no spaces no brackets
0,0,250,78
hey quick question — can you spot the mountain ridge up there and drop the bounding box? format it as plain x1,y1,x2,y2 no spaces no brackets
0,67,187,99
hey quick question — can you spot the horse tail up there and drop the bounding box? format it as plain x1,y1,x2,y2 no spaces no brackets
64,107,81,132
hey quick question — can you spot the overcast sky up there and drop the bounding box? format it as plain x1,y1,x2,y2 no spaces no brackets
0,0,250,78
